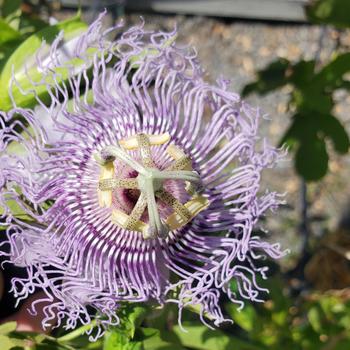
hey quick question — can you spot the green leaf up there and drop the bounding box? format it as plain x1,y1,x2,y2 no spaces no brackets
308,307,323,333
0,322,17,335
56,326,104,349
295,136,329,181
128,35,176,67
281,111,348,180
104,330,143,350
280,113,315,147
1,0,21,18
318,113,350,153
169,323,263,350
0,188,36,223
101,305,148,350
0,15,87,111
0,334,25,350
314,52,350,90
36,344,69,350
306,0,350,28
127,305,148,338
118,304,148,339
225,303,257,332
338,80,350,91
0,19,21,46
17,13,48,38
333,339,350,350
242,58,290,96
140,328,185,350
289,60,316,88
0,39,22,73
293,87,334,114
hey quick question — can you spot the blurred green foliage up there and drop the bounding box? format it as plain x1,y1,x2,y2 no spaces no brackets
0,0,87,111
0,0,46,68
307,0,350,28
243,0,350,181
3,277,350,349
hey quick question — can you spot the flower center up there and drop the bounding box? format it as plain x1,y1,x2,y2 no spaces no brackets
96,133,209,239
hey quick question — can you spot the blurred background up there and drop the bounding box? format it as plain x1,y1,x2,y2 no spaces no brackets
1,1,350,349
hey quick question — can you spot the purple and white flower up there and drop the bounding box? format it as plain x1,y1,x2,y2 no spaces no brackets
0,14,287,339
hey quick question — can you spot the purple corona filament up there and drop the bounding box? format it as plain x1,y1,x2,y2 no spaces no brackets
0,13,287,340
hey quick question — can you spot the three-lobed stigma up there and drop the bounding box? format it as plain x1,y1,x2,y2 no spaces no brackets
96,133,209,239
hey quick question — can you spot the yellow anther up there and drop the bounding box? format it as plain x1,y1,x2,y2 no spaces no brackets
156,189,192,221
166,195,209,231
120,133,170,150
166,144,195,197
137,133,156,167
99,178,138,191
111,209,148,234
98,162,115,208
124,193,147,230
166,144,192,172
166,156,192,172
166,144,188,159
185,182,197,196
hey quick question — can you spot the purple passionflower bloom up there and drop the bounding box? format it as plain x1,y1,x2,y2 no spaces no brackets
0,14,287,339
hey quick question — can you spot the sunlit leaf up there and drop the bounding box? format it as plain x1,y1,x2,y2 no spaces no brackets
0,322,17,335
0,15,87,111
308,307,323,333
0,334,25,350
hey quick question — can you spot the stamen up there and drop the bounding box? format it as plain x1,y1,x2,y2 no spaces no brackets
166,156,192,171
136,133,156,168
124,193,147,230
165,144,196,195
99,178,138,191
166,196,210,231
97,133,208,239
112,209,147,233
120,133,171,150
156,189,192,221
98,162,115,208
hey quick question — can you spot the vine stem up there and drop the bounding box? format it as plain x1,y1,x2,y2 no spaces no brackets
300,180,309,254
57,319,98,343
299,26,326,257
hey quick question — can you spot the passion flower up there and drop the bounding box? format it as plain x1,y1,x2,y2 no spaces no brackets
0,14,286,339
